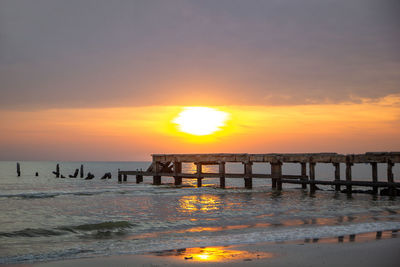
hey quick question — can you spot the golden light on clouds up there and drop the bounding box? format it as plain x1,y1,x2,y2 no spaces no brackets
172,107,229,136
1,94,399,160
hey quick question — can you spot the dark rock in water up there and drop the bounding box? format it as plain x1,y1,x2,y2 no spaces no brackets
100,172,112,179
380,188,400,196
85,172,95,180
35,172,38,177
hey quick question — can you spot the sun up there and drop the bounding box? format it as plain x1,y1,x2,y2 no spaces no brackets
173,107,229,136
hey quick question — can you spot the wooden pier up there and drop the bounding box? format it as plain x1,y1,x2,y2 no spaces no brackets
118,152,400,196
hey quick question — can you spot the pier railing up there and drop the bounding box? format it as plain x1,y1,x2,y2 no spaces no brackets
118,152,400,196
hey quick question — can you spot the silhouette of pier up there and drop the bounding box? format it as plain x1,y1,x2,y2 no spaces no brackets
118,152,400,196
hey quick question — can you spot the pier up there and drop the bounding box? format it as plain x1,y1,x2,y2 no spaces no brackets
118,152,400,196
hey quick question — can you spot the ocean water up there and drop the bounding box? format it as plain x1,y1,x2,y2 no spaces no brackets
0,161,399,264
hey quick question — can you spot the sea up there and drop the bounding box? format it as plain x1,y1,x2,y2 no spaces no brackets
0,161,399,265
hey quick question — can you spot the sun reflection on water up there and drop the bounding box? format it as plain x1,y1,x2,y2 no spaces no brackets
178,195,221,213
151,246,274,262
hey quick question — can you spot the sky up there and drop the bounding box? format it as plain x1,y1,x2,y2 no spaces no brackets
0,0,399,161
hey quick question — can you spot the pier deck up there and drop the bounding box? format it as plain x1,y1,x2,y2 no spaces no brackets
118,152,400,196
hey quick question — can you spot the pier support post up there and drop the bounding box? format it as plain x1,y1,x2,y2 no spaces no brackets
153,162,161,185
346,157,353,195
271,162,282,191
387,160,395,196
333,163,341,191
17,162,21,177
271,164,276,189
136,175,143,184
219,161,226,188
244,161,253,189
196,162,203,187
301,162,307,189
174,161,182,186
123,174,127,182
309,161,316,193
371,162,378,194
118,169,122,182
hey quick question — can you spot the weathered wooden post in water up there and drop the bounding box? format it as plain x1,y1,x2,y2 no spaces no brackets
174,161,182,186
56,164,60,178
80,164,84,178
271,161,282,191
136,174,143,183
118,169,122,182
196,162,203,187
17,162,21,177
309,160,316,193
333,163,341,191
153,162,161,185
219,161,226,188
345,156,353,195
244,161,253,189
387,160,395,196
301,162,307,189
371,162,378,194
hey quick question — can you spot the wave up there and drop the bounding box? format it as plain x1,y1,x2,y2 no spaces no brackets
0,228,65,238
0,221,134,238
0,248,95,265
0,190,115,199
59,221,134,232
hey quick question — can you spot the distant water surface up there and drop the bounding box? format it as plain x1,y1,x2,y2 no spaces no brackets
0,161,399,264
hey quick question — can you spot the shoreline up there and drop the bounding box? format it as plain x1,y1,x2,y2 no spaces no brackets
7,230,400,267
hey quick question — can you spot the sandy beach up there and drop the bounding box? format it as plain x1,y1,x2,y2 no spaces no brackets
13,236,397,267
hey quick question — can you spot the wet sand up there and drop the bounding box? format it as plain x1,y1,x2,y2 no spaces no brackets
17,236,400,267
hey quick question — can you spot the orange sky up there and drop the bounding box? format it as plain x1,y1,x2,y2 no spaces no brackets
1,94,399,160
1,1,399,160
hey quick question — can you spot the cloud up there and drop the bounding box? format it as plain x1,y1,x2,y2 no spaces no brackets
0,0,399,110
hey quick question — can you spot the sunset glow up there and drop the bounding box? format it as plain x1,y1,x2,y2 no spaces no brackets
173,107,229,136
1,94,400,160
